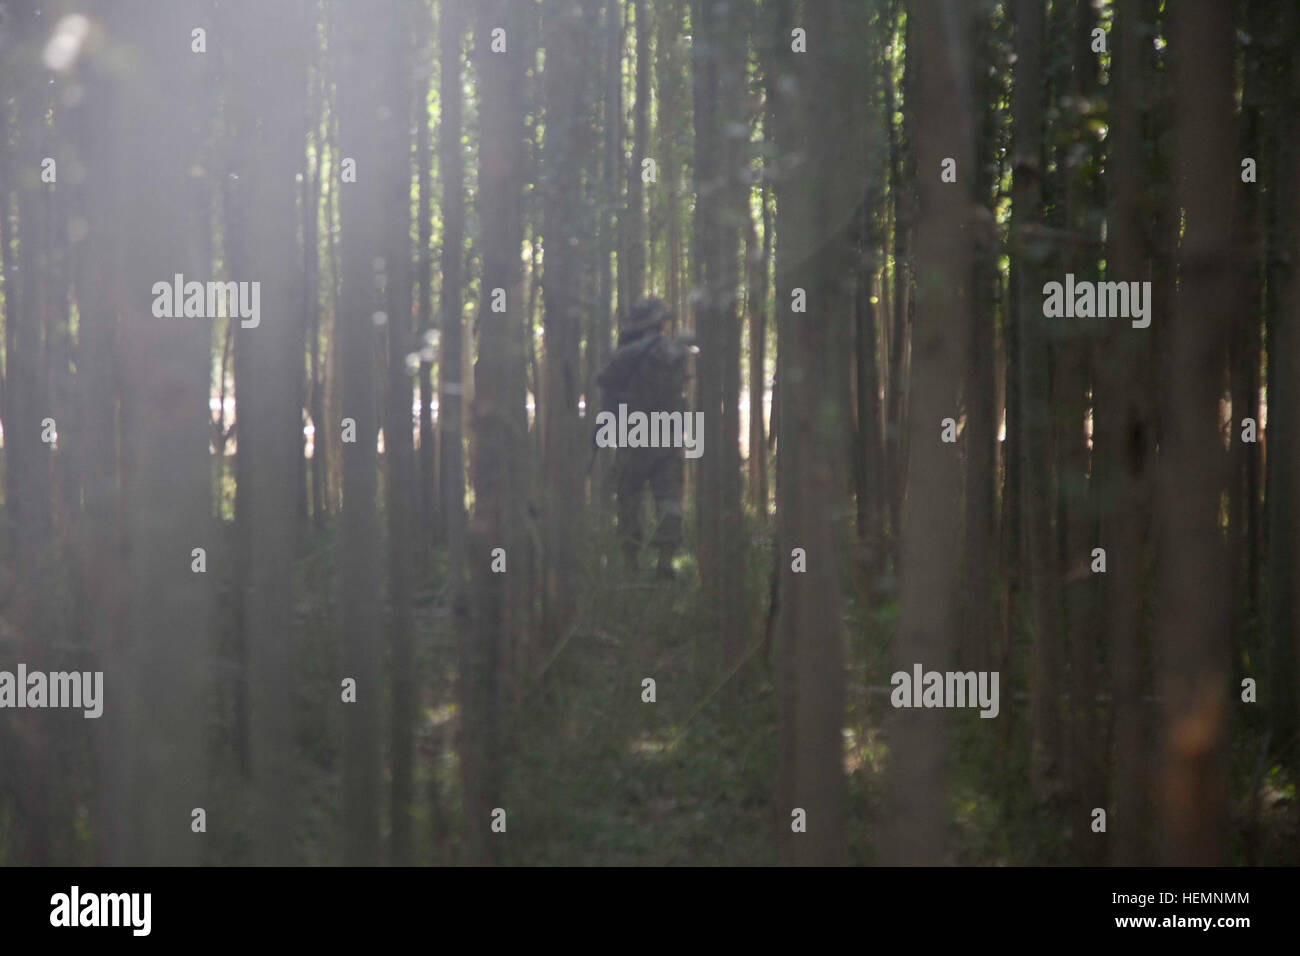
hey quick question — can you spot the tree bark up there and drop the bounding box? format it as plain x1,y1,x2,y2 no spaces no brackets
883,0,971,866
541,0,593,653
383,3,417,867
240,0,308,866
438,0,468,571
771,0,854,866
1158,0,1235,865
334,0,385,865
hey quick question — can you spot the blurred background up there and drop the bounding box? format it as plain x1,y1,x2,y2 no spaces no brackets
0,0,1295,866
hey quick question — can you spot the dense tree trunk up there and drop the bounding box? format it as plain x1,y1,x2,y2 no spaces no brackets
771,0,855,866
308,20,329,534
1158,0,1235,865
1061,0,1102,861
464,0,529,866
1098,0,1157,866
624,0,649,305
240,0,308,866
1228,0,1266,705
6,1,55,865
884,2,914,562
1263,0,1299,771
747,197,769,517
68,25,126,865
1011,0,1062,801
417,52,435,563
883,0,971,866
691,0,746,665
111,0,213,865
962,0,999,671
541,0,593,653
383,5,417,867
334,0,385,866
438,0,468,571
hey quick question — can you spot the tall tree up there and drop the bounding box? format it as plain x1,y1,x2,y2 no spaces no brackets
624,0,649,304
307,10,330,533
110,0,213,865
541,0,592,651
438,0,468,569
692,0,746,664
961,0,1000,670
382,0,417,867
589,0,624,512
68,6,128,866
883,0,972,866
1060,0,1103,860
5,0,56,865
1011,0,1062,800
747,188,771,517
771,0,855,866
464,0,529,865
1158,0,1235,865
334,0,385,865
1227,0,1266,716
417,32,435,564
240,0,308,865
1263,0,1299,771
1098,0,1157,865
883,1,915,563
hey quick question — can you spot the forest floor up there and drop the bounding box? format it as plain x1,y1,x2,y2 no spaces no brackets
186,513,1298,865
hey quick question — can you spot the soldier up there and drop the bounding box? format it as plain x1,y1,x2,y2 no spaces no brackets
596,297,690,578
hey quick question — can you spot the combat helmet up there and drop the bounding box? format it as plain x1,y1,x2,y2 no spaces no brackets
619,297,673,343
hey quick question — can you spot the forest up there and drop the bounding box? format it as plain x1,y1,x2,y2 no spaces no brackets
0,0,1296,867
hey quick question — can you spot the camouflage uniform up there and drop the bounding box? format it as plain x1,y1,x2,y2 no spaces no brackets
596,298,688,575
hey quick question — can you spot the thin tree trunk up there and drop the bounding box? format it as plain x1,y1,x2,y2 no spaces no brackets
1099,0,1156,866
438,0,467,571
1012,0,1062,801
962,0,998,671
417,44,435,562
1062,0,1102,860
884,2,913,562
541,0,592,654
240,0,308,866
625,0,649,304
383,4,416,867
747,200,768,516
7,3,55,865
463,0,529,866
334,0,384,865
308,18,329,533
691,0,746,665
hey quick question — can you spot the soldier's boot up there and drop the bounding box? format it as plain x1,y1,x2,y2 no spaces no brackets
622,537,639,572
655,550,675,580
652,501,682,581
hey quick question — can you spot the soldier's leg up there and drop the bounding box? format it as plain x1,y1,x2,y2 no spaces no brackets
615,452,645,568
648,452,684,577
